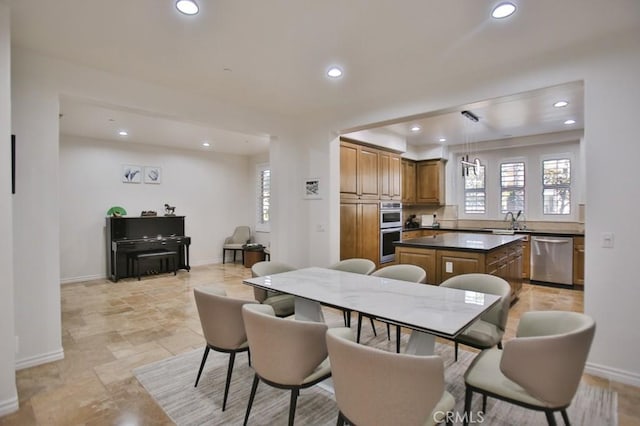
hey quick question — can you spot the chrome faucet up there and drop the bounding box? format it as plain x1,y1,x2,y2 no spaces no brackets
504,210,522,230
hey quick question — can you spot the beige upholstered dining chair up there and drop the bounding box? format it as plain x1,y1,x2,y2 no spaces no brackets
357,264,427,353
222,226,251,264
250,261,295,317
328,258,376,328
193,286,257,411
241,304,332,426
463,311,595,426
326,327,455,426
439,273,511,361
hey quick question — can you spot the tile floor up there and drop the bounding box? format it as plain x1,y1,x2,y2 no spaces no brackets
0,263,638,425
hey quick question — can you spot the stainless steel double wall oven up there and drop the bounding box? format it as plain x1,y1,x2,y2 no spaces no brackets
380,201,402,264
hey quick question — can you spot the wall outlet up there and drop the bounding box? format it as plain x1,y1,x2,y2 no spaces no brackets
601,232,614,248
445,261,453,273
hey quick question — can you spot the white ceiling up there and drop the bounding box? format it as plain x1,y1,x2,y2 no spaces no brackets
9,1,639,153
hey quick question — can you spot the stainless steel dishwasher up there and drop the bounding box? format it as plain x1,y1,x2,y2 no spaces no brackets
530,235,574,285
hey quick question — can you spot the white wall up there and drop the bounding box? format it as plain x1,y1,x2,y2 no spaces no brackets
0,2,18,416
59,135,253,282
450,139,582,222
582,38,640,385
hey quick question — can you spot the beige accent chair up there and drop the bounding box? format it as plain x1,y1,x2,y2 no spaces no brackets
241,304,332,426
193,287,257,411
439,273,511,361
326,327,455,426
328,258,376,327
250,261,295,317
463,311,596,426
222,226,251,264
357,264,427,353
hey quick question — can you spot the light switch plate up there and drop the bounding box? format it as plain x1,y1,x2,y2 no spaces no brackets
445,261,453,273
601,232,614,248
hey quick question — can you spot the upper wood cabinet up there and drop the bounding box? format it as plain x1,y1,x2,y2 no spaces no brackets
416,159,446,205
401,159,417,204
379,151,401,200
340,141,380,200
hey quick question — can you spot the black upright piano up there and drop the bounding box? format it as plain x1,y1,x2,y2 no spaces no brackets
106,216,191,282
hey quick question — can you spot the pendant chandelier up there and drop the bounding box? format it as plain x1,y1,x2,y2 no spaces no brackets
460,110,482,177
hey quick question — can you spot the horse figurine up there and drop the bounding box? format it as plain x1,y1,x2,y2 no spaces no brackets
164,204,176,216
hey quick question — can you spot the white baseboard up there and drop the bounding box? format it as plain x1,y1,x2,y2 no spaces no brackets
0,396,19,417
60,273,105,285
16,348,64,371
585,361,640,388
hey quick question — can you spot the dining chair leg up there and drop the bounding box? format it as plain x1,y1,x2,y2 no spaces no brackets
482,394,487,412
395,325,401,353
356,313,363,343
498,341,503,349
386,323,391,340
247,349,252,367
194,346,210,387
369,317,377,336
222,249,226,264
288,388,299,426
222,352,236,411
560,409,571,426
243,374,260,426
336,411,345,426
545,410,558,426
454,341,459,361
463,386,473,426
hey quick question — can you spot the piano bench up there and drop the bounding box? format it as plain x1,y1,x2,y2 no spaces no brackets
130,250,178,281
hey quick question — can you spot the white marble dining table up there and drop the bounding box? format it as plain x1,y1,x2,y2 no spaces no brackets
243,266,500,355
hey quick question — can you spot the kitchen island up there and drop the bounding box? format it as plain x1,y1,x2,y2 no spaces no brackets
394,232,523,301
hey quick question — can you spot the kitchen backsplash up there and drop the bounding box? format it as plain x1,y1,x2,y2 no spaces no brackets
403,204,585,233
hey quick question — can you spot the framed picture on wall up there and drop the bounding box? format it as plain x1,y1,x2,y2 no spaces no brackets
304,178,321,199
144,166,161,184
122,165,142,183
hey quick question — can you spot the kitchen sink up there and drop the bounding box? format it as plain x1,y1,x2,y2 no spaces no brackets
483,229,515,235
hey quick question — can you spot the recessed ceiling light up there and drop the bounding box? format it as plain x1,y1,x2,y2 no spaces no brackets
554,100,569,108
491,2,516,19
327,67,343,78
176,0,199,15
202,142,210,147
439,138,447,142
564,119,576,125
410,125,421,132
118,130,128,136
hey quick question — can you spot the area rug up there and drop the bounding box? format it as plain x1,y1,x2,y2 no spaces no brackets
134,317,617,426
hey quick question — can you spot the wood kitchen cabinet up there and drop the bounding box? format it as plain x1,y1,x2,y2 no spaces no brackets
573,236,585,286
438,250,483,283
521,235,530,279
340,140,379,200
340,201,379,265
395,246,437,284
395,239,522,301
401,159,417,204
402,230,422,240
416,159,446,205
379,151,402,200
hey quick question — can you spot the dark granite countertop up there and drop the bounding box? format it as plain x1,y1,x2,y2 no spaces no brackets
402,226,584,237
394,232,524,252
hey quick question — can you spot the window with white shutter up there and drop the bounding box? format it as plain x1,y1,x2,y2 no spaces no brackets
256,164,270,231
500,162,525,214
542,158,571,215
464,165,486,214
